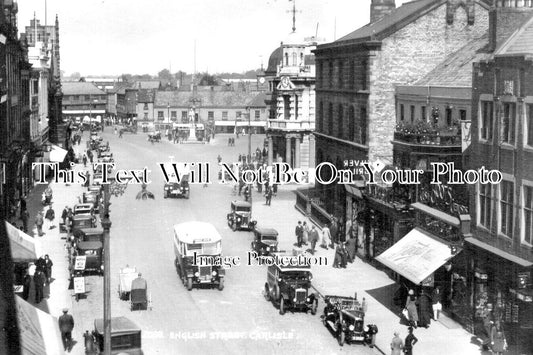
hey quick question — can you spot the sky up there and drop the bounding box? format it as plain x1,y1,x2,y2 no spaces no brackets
18,0,409,76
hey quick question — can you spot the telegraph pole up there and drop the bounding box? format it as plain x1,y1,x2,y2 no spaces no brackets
101,183,112,355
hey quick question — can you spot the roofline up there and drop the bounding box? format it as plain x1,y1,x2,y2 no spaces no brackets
495,14,533,57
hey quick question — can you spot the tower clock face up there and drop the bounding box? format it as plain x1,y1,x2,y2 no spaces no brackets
281,76,290,88
259,77,265,84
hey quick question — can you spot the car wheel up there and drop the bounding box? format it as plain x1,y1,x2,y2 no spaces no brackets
218,278,224,291
164,191,168,199
311,299,318,315
185,191,190,199
264,284,270,301
279,298,286,315
338,329,345,346
187,277,193,291
231,222,237,232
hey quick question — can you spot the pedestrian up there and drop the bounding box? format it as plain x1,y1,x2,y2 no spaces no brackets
417,289,432,328
21,209,29,233
432,286,442,320
345,235,357,263
272,183,278,194
34,270,45,303
491,321,507,355
330,218,338,247
45,204,55,229
119,129,123,138
333,244,344,268
302,221,309,245
20,198,27,216
308,225,319,253
22,269,31,301
390,331,404,355
114,127,117,135
405,290,419,328
44,254,53,284
295,221,303,247
217,154,222,164
58,308,75,352
362,297,368,313
321,223,332,250
83,330,96,353
265,187,272,206
61,206,69,225
404,327,418,355
35,211,45,236
365,324,378,348
82,153,87,167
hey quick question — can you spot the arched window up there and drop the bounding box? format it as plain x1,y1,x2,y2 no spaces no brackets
285,53,289,66
337,104,344,139
292,52,297,66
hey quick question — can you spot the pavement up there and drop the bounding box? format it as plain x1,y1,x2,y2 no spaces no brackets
15,131,488,355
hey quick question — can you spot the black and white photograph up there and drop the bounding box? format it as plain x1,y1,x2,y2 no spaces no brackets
1,0,532,354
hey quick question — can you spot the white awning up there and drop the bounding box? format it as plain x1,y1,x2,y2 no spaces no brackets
62,110,106,114
49,145,68,163
16,297,64,355
6,221,42,261
375,228,458,285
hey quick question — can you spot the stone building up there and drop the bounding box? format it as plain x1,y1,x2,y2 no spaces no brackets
313,0,491,218
264,32,320,170
467,4,533,352
61,82,107,123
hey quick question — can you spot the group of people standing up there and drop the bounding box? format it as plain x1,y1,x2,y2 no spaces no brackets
22,255,54,304
400,287,443,330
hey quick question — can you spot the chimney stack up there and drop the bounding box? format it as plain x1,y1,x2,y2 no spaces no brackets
370,0,396,23
488,0,533,51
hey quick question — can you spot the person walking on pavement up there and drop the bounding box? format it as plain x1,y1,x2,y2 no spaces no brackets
33,270,45,303
295,221,303,247
404,327,418,355
35,211,45,236
309,225,319,254
61,206,69,225
321,223,332,250
333,243,344,268
329,218,338,248
491,321,507,355
21,209,29,233
58,308,75,352
432,286,442,320
362,297,368,313
405,290,419,328
390,331,404,355
44,254,53,284
265,187,272,206
302,221,309,246
418,289,432,328
345,234,357,263
22,269,31,301
45,204,55,230
82,153,87,167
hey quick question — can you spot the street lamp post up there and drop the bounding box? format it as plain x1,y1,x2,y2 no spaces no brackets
247,107,252,205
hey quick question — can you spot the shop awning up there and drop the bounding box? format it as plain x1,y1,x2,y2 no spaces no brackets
6,221,42,261
49,144,68,163
344,184,363,199
62,110,106,114
376,228,458,285
16,297,64,355
465,237,533,267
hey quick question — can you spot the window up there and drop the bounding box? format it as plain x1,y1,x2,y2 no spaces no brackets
318,102,323,132
300,53,304,65
222,111,228,120
337,104,344,139
328,103,333,136
524,185,533,245
208,111,214,120
400,104,405,121
78,95,83,101
285,53,289,66
338,61,343,88
143,113,148,119
460,109,467,121
292,52,297,66
236,111,242,119
254,110,260,120
479,184,492,229
329,61,334,88
421,106,427,121
349,106,355,141
85,95,90,101
502,102,515,144
360,107,367,145
500,181,514,237
446,108,452,126
317,62,323,87
361,60,368,90
171,111,177,121
410,105,415,123
157,111,164,120
283,96,291,120
143,103,148,110
349,61,355,90
527,105,533,147
181,111,188,122
480,101,493,140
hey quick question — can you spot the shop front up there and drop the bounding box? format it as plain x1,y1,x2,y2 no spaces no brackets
466,238,533,353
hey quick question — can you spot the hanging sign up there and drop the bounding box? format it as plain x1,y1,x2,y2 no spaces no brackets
73,276,86,294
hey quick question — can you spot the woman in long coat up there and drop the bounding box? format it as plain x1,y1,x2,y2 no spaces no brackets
491,322,506,355
405,290,419,328
417,291,432,328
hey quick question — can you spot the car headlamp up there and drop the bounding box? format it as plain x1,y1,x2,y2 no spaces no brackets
293,298,297,302
266,246,270,251
306,297,310,302
212,271,217,276
237,217,241,222
100,265,104,270
349,325,355,331
194,272,200,277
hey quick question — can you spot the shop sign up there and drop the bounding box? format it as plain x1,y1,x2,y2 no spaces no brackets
73,276,85,294
422,274,434,287
518,272,530,289
475,268,488,280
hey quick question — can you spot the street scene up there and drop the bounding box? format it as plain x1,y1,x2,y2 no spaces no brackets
1,0,533,355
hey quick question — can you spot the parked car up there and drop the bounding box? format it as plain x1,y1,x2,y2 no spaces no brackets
264,257,318,315
322,295,366,346
71,214,97,230
73,203,94,216
251,228,278,256
92,316,143,354
73,227,104,243
72,241,103,275
173,222,224,291
227,200,256,231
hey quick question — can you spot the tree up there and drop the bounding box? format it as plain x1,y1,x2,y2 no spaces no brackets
158,69,174,86
198,72,218,86
120,73,133,82
70,72,81,80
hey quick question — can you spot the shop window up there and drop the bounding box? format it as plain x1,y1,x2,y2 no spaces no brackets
500,181,514,237
523,185,533,245
254,110,260,120
502,102,515,144
171,111,177,121
181,111,188,122
157,111,164,120
480,101,493,141
526,104,533,147
208,111,214,120
479,183,492,229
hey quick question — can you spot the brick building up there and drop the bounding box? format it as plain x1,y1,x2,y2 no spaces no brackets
313,0,490,218
468,4,533,352
61,82,107,124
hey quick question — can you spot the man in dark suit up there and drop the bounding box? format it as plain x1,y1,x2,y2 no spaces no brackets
22,270,31,301
33,270,45,303
58,308,75,352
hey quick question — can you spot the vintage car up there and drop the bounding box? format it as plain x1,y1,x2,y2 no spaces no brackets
73,203,94,216
322,295,366,346
163,177,190,199
73,241,103,275
227,200,256,231
93,316,143,355
97,144,110,156
173,222,224,291
251,228,278,256
71,214,97,230
72,227,104,243
82,192,100,213
148,131,161,143
99,151,114,163
264,258,318,315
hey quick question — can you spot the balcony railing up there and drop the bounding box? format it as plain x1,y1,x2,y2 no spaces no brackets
268,119,314,130
278,65,315,77
393,130,461,146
